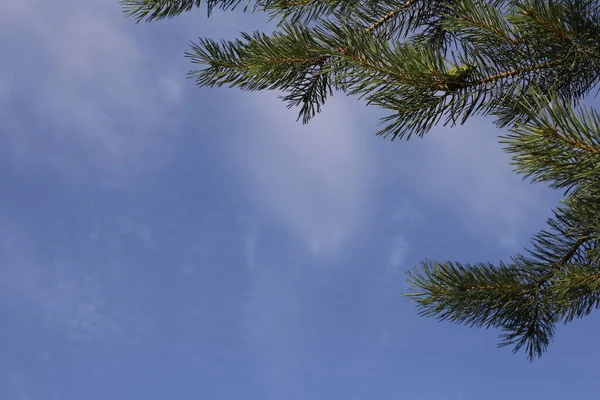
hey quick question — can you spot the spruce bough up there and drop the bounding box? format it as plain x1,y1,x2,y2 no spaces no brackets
121,0,600,360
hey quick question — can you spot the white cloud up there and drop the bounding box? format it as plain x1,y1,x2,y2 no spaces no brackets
223,78,548,256
0,244,116,346
240,260,306,399
0,0,183,182
235,216,311,399
391,117,554,248
0,223,156,353
8,371,31,400
434,122,550,245
0,76,9,106
380,202,419,295
238,216,259,270
117,217,155,248
389,236,409,269
229,93,377,256
159,76,184,103
391,198,423,229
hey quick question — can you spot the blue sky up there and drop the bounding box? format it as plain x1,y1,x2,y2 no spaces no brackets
2,1,600,399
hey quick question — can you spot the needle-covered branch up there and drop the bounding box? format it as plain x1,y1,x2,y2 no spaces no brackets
406,92,600,360
124,0,600,360
501,93,600,193
120,0,250,22
406,203,595,360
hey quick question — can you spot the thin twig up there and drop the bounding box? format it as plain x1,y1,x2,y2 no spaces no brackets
365,0,418,33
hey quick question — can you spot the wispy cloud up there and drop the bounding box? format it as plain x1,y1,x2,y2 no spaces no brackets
424,119,554,247
390,236,410,269
376,200,420,302
117,217,156,249
0,222,157,353
0,234,113,346
237,217,311,399
379,116,555,249
237,216,259,270
8,370,31,400
0,0,183,182
229,93,377,256
241,273,305,399
391,198,423,229
387,198,421,270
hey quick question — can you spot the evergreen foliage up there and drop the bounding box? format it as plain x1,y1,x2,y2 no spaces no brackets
121,0,600,360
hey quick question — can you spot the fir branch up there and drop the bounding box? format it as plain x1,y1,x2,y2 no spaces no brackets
275,0,316,6
365,0,417,34
335,46,423,87
405,183,599,360
444,0,521,45
262,0,362,25
120,0,248,22
405,258,557,360
514,0,600,61
525,233,592,292
501,94,600,191
521,7,573,43
558,133,600,157
475,60,557,86
125,0,600,361
460,15,521,45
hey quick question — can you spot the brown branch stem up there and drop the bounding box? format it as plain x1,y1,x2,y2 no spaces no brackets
365,0,418,33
